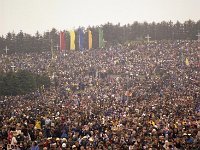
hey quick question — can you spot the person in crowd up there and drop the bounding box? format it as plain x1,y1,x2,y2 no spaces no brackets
0,40,199,149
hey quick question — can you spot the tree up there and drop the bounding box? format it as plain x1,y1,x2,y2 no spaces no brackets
1,19,200,53
0,36,5,52
0,70,50,96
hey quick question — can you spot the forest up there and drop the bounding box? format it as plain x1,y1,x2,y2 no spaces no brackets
0,20,200,53
0,70,50,96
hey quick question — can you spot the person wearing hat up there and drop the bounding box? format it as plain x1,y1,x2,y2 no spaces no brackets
72,145,77,149
50,143,57,150
62,143,67,149
55,138,62,149
62,138,67,143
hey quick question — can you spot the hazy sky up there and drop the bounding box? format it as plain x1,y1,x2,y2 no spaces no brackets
1,0,200,36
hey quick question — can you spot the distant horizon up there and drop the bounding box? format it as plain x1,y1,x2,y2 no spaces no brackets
1,0,200,36
1,19,200,37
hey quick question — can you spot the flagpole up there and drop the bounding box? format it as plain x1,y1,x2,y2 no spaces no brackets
79,28,81,51
50,39,54,60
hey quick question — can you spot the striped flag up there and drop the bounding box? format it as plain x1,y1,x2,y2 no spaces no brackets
88,30,92,49
70,30,75,50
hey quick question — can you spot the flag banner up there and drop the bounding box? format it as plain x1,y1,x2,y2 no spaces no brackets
88,30,92,49
70,30,75,50
60,31,66,51
185,58,189,66
99,28,105,48
79,28,84,51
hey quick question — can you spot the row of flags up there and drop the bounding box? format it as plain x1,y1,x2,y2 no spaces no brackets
59,28,105,51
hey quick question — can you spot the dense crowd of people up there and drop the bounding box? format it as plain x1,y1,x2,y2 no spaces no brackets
0,40,200,150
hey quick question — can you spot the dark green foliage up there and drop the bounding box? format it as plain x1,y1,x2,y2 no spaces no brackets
0,20,200,53
0,70,50,96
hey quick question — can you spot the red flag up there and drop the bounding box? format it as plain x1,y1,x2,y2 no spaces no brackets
60,31,66,51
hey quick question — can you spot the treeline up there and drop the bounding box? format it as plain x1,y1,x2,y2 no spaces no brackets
0,70,50,96
0,20,200,53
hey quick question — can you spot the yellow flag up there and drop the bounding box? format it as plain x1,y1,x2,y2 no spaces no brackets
152,121,155,126
70,30,75,50
185,58,189,66
88,30,92,49
35,120,41,129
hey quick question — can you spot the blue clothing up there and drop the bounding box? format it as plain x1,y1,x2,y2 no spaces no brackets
31,145,39,150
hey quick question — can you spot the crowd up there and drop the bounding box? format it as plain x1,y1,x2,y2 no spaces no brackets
0,40,200,150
